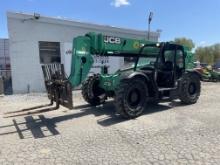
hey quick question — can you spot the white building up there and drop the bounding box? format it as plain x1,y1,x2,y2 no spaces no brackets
7,11,160,93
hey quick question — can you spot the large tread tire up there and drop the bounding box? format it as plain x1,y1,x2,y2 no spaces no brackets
114,78,148,119
179,73,201,104
82,74,105,106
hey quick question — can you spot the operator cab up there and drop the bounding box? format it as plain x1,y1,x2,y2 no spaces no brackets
156,43,185,88
137,42,185,89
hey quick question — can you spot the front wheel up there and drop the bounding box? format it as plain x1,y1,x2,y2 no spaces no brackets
82,74,106,106
114,78,148,118
179,73,201,104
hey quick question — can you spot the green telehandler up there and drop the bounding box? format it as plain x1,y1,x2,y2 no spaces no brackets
6,32,201,118
39,32,201,118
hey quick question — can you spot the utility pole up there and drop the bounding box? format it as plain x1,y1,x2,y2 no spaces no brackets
148,12,153,40
4,39,6,77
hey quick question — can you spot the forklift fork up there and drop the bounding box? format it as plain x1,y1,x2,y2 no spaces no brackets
4,64,73,118
41,64,73,110
4,99,53,115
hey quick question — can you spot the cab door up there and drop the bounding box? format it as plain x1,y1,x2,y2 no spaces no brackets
156,45,185,88
157,48,175,88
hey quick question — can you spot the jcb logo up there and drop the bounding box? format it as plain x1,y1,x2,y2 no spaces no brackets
104,36,121,44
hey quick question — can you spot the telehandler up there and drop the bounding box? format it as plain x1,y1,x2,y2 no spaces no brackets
6,32,201,118
38,32,201,118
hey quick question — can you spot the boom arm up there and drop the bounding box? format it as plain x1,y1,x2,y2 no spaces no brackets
68,32,152,87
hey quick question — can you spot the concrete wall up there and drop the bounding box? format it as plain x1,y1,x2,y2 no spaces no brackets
7,12,160,93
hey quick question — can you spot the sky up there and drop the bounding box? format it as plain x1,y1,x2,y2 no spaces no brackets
1,0,220,47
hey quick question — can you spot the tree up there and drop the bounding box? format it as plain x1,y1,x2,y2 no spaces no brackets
174,37,195,51
195,44,220,65
213,44,220,62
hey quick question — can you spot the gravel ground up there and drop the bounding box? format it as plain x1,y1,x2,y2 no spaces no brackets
0,82,219,165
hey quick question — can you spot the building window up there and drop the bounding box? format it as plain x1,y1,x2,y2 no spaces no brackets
39,41,61,64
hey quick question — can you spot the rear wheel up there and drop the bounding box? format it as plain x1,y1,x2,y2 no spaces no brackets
179,73,201,104
82,74,106,106
114,78,148,118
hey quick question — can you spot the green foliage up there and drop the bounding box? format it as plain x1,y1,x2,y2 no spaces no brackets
174,38,195,51
195,44,220,65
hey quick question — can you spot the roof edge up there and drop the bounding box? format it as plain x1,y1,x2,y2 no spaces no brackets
7,11,159,37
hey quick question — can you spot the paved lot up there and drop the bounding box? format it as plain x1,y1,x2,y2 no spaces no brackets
0,82,220,165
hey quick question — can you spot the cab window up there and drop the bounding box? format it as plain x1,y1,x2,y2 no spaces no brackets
176,50,184,68
164,50,175,62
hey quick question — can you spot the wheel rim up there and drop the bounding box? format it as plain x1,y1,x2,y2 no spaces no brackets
188,82,196,95
128,88,141,108
125,83,146,113
92,80,100,97
90,78,104,98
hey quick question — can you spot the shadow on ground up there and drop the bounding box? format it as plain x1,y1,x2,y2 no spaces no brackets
0,100,182,139
0,115,59,139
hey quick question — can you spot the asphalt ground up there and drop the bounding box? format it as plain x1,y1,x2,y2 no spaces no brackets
0,82,219,165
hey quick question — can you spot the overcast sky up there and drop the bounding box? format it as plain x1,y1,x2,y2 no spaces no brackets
1,0,220,47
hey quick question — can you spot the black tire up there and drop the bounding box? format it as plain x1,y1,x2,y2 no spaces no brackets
114,78,148,119
179,73,201,104
81,74,105,106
